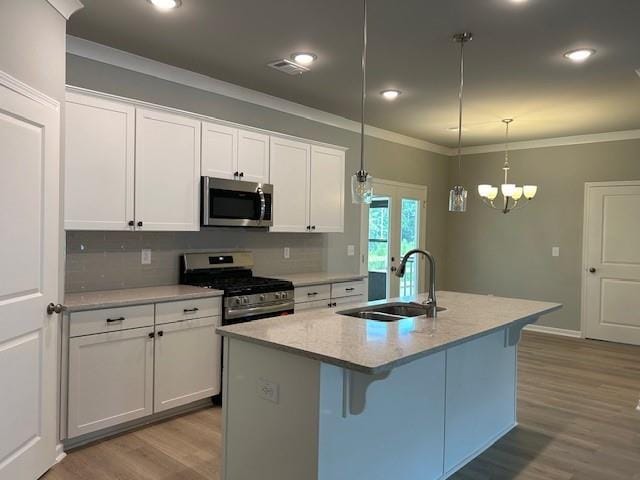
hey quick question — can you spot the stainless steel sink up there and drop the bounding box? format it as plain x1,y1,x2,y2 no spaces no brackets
337,302,446,322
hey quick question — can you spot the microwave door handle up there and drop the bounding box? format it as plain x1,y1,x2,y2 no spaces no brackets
257,187,266,224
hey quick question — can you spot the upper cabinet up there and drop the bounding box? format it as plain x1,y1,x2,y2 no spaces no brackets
65,92,135,230
135,108,201,231
202,122,269,184
270,138,345,233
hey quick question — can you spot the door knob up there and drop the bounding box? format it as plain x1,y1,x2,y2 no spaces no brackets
47,303,64,315
589,267,596,273
390,266,397,272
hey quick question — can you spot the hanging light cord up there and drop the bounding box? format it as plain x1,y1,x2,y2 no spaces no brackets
359,0,367,177
456,36,465,182
503,119,512,184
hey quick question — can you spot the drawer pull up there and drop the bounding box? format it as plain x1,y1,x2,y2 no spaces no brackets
345,288,355,292
307,292,318,296
106,317,125,323
183,308,200,313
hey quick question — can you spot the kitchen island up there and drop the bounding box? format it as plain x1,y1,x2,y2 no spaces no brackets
217,291,561,480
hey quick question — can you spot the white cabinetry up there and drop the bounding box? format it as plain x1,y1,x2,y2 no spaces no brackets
67,327,154,438
64,92,135,230
270,139,345,233
154,316,221,412
270,137,311,232
294,279,367,311
135,108,201,231
202,122,270,184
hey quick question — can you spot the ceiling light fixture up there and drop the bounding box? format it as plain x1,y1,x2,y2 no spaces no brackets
448,32,473,213
291,53,317,66
380,89,401,100
148,0,181,10
563,48,596,62
351,0,374,204
477,119,537,213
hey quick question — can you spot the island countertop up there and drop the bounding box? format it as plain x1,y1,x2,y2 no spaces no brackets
217,291,561,374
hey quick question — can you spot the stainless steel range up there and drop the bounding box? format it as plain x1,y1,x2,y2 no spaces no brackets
180,251,294,325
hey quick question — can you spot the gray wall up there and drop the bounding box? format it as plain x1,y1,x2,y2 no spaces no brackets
65,54,450,292
445,139,640,331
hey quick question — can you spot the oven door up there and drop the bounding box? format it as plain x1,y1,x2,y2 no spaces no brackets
223,301,295,326
202,177,273,227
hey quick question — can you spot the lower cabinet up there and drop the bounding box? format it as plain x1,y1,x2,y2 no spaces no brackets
154,316,221,413
67,327,154,438
294,279,367,312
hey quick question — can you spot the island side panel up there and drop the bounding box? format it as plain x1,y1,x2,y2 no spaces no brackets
222,338,321,480
443,329,517,476
317,352,446,480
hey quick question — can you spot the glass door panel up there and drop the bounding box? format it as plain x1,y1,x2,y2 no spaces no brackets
399,198,420,297
367,197,390,301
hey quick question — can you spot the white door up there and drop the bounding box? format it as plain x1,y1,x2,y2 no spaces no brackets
201,121,237,180
67,327,155,438
154,317,221,413
238,129,269,184
363,180,427,301
135,108,201,231
584,182,640,345
64,92,135,230
269,137,310,232
309,146,345,233
0,76,61,479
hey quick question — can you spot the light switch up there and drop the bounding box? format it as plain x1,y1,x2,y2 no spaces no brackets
258,378,279,404
347,245,355,256
552,246,560,257
141,248,152,264
283,247,290,259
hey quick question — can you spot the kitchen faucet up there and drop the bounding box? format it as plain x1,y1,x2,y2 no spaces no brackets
395,249,438,317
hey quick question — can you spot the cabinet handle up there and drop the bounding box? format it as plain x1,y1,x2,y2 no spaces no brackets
345,288,355,292
333,302,337,307
148,332,155,339
137,221,143,227
128,220,134,227
307,292,318,296
233,171,239,178
106,317,125,323
311,225,316,230
157,330,164,337
183,307,199,313
239,172,244,178
327,302,332,308
306,225,311,231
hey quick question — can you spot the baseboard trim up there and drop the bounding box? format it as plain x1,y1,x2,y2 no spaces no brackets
523,324,582,338
55,443,66,464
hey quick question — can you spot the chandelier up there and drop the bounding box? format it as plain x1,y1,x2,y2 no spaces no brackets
477,119,537,213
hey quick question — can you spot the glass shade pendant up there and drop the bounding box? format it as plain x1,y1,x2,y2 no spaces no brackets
351,0,374,204
477,119,538,214
448,32,472,213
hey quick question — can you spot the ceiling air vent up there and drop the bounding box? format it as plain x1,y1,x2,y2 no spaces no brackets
267,59,310,76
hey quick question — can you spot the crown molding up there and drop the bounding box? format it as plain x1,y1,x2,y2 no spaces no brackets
46,0,83,19
66,35,452,156
459,129,640,156
0,70,59,111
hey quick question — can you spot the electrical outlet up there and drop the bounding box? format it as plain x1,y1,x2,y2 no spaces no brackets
552,246,560,257
141,248,152,265
258,378,279,404
347,245,355,256
283,247,290,259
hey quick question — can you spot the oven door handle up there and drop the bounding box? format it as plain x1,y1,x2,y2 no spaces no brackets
225,300,294,320
257,186,266,224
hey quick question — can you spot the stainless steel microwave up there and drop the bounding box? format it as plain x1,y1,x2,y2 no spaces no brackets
201,177,273,227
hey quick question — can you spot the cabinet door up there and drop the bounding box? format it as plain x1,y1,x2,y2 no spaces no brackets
309,146,345,233
67,327,154,438
332,295,366,308
238,129,269,184
135,108,201,231
269,137,311,232
154,317,221,412
201,121,237,179
64,92,135,230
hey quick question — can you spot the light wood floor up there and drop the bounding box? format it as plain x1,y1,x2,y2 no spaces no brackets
43,332,640,480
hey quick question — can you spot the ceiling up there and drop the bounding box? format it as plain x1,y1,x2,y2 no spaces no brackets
68,0,640,147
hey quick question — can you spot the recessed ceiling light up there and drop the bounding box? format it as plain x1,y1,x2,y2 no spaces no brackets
148,0,181,10
380,89,402,100
563,48,596,63
291,53,317,66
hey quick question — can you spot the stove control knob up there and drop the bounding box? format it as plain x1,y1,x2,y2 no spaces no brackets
281,292,288,299
242,296,249,305
234,298,241,306
259,294,266,302
274,292,281,300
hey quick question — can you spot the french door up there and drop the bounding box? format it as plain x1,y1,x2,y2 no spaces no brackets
363,180,427,301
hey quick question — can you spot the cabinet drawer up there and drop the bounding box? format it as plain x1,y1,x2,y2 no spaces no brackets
294,284,331,304
155,297,221,325
295,299,333,312
69,304,154,337
331,280,366,299
333,295,366,308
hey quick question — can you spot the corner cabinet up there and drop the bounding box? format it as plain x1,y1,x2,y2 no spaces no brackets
64,93,201,232
270,138,345,233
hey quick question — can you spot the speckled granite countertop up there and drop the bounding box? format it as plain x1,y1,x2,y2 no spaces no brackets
273,272,367,287
65,285,223,312
217,291,561,374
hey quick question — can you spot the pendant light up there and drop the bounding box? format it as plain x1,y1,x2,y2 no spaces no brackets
477,119,538,214
351,0,374,204
448,32,473,213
